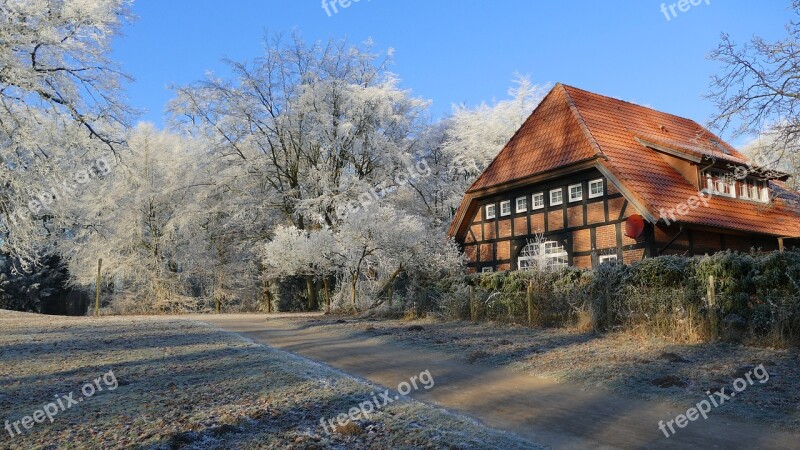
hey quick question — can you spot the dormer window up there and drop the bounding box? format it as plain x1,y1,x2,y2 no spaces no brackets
703,170,769,203
739,178,769,203
705,170,735,197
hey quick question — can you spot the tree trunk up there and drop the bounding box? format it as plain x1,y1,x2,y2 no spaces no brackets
214,270,221,314
324,277,331,314
265,286,272,314
708,275,718,339
351,276,358,312
364,266,404,310
94,258,102,318
306,275,318,311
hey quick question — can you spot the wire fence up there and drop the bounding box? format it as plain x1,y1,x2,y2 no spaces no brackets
447,281,800,345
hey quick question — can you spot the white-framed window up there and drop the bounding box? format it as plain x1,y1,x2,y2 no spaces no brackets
599,254,618,264
740,178,769,203
589,179,604,198
739,179,751,200
500,200,511,216
485,204,496,220
704,171,736,198
516,196,527,213
550,188,563,206
518,240,568,271
532,192,544,210
569,184,583,202
481,266,494,273
705,170,770,203
758,181,770,203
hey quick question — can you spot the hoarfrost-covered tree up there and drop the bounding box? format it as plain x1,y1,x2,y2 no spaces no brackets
0,0,132,260
260,225,337,310
65,124,212,313
442,75,547,177
170,33,427,232
171,33,432,305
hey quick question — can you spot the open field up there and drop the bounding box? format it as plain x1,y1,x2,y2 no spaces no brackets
0,310,539,449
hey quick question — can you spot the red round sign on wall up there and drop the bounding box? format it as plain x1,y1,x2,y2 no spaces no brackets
625,214,645,238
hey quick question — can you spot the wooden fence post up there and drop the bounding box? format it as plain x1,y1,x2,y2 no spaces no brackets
527,280,534,327
469,285,475,321
707,275,718,339
214,271,221,314
94,258,102,318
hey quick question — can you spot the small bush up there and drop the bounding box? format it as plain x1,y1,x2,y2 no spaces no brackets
268,276,310,312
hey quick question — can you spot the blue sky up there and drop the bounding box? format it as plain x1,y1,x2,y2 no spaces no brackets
113,1,792,145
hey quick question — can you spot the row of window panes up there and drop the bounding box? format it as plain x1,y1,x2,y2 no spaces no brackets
704,172,769,203
485,179,604,219
517,241,568,271
482,249,617,274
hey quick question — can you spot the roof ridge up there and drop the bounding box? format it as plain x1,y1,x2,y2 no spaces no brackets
560,84,722,136
560,84,671,118
560,84,606,159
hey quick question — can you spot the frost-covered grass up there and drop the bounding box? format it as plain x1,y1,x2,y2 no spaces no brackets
0,311,539,449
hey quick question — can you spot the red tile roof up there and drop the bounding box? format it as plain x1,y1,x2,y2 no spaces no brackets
467,85,601,191
450,84,800,239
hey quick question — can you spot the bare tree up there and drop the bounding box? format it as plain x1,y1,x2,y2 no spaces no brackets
707,1,800,182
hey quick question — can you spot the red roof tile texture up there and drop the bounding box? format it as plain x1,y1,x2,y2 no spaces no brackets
467,85,600,192
452,84,800,239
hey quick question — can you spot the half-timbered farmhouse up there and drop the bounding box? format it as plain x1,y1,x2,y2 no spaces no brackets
449,84,800,273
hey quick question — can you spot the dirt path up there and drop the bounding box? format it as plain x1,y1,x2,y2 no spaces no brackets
196,314,799,450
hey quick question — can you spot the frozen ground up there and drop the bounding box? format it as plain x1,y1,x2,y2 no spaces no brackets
0,310,540,450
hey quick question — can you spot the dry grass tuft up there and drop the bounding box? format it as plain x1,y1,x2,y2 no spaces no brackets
334,422,363,436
